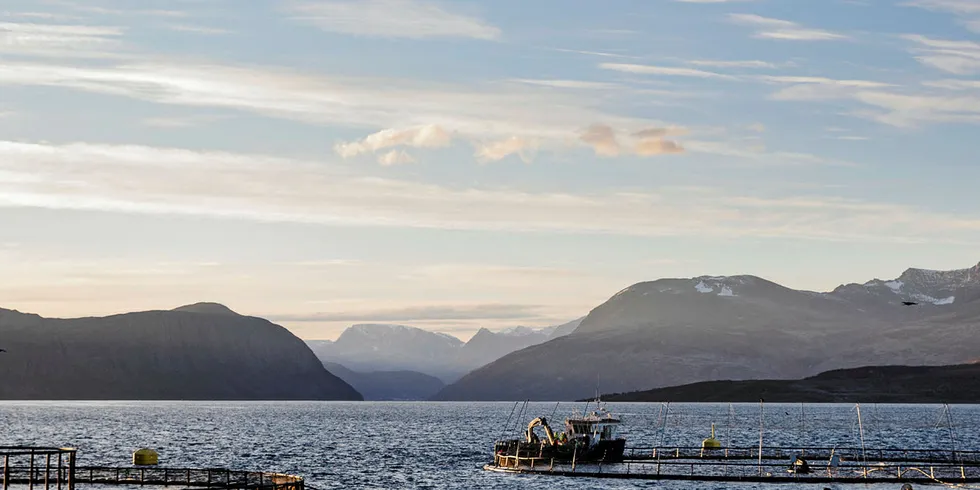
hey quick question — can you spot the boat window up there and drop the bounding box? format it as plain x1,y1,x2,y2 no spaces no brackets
602,426,613,439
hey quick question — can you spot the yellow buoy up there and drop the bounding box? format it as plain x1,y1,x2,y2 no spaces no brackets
133,448,159,466
701,424,721,449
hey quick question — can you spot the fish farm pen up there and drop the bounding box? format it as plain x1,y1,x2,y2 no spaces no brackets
487,445,980,484
485,400,980,486
0,447,304,490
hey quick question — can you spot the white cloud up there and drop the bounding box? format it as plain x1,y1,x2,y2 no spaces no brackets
905,0,980,14
729,14,848,41
335,124,452,158
286,0,500,40
599,62,737,80
475,136,537,163
377,150,416,166
580,124,622,156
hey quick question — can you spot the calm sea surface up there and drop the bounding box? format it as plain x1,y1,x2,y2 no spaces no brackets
2,402,977,489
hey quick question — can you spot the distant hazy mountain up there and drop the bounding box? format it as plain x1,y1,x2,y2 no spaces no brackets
434,261,980,401
307,319,583,383
0,304,362,400
322,362,445,401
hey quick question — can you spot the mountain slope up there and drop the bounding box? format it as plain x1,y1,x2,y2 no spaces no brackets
322,362,444,401
434,262,980,401
598,363,980,403
0,305,362,400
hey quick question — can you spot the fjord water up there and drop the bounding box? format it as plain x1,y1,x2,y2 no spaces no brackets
2,402,977,489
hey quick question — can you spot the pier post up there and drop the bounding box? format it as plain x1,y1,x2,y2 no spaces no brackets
4,454,8,490
30,449,35,490
67,452,74,490
45,454,50,490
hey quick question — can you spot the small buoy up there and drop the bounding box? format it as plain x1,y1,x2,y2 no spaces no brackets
701,423,721,449
133,448,159,466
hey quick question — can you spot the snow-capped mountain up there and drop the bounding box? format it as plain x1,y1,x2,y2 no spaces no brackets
435,260,980,401
832,261,980,306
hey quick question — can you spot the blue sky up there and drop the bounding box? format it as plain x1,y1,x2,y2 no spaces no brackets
2,0,979,340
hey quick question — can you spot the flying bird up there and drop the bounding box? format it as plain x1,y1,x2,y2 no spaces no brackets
902,301,918,306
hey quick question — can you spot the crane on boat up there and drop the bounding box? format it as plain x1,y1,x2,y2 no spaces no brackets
526,417,557,446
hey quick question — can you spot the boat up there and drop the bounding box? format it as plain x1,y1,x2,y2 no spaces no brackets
490,405,627,468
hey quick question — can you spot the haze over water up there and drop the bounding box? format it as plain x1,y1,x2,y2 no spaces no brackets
3,401,977,489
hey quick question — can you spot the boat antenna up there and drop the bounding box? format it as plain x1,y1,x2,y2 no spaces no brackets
726,402,735,450
800,402,806,450
943,403,959,463
757,398,764,476
856,403,868,472
497,401,519,445
550,401,561,422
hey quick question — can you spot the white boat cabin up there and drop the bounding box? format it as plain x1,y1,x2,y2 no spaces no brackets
564,408,622,444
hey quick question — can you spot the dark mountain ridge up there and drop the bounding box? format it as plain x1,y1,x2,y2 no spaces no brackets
0,304,362,400
597,363,980,403
434,261,980,401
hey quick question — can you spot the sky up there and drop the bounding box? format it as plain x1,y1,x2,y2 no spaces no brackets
1,0,980,341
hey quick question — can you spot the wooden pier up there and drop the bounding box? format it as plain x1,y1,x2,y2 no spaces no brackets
0,448,303,490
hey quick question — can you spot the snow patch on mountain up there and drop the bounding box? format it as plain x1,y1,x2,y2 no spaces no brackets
695,281,714,293
719,286,736,297
885,280,904,291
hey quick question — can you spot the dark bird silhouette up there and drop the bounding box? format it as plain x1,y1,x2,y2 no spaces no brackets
0,348,6,352
902,301,919,306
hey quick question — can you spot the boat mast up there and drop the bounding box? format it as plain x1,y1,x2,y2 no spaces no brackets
757,398,764,476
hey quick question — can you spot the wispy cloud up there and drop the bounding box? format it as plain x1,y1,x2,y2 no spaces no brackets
286,0,500,40
507,79,620,90
906,0,980,31
2,141,978,244
763,73,980,127
270,303,543,323
164,23,232,35
687,59,778,69
599,62,737,80
0,59,686,161
903,34,980,74
729,14,848,41
0,21,126,58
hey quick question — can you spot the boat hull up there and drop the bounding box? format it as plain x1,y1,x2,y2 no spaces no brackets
493,438,626,465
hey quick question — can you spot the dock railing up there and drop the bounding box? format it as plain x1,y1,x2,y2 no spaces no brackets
0,448,303,490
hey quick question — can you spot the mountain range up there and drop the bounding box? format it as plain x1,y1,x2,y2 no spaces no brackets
433,261,980,401
0,302,362,400
306,317,582,385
